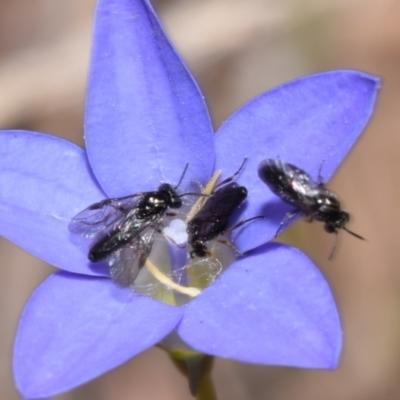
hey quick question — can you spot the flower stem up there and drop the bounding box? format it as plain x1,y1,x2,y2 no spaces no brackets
195,362,218,400
168,351,218,400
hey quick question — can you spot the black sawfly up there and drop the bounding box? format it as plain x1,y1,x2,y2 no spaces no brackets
187,159,262,258
69,165,196,287
258,159,364,258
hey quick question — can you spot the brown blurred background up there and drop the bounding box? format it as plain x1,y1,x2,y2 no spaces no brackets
1,0,400,399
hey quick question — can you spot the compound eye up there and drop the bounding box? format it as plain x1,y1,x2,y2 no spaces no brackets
341,211,350,223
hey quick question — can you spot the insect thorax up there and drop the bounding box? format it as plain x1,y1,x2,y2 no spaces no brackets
158,183,182,209
135,185,181,219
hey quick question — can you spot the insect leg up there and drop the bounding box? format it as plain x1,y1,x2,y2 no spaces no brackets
216,238,241,256
222,215,264,236
210,216,264,257
276,209,301,237
328,233,339,261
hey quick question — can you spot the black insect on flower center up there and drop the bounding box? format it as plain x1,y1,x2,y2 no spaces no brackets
258,159,364,258
188,182,248,258
188,158,261,258
87,183,182,264
69,166,193,288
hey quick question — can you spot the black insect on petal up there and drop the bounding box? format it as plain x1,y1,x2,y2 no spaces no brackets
69,165,194,287
257,159,364,258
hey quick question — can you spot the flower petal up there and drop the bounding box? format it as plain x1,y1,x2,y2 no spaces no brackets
214,70,380,251
14,272,183,398
85,0,214,197
178,243,342,369
0,131,107,275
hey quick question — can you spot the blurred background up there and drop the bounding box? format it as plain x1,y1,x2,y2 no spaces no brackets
1,0,400,399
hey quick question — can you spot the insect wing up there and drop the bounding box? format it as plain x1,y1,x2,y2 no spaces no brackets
108,222,159,287
196,182,247,220
69,194,143,239
190,182,247,239
258,159,319,210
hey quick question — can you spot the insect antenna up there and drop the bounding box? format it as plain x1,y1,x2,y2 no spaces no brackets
214,157,248,189
178,192,209,198
343,227,365,241
317,159,326,185
173,163,209,198
174,163,190,189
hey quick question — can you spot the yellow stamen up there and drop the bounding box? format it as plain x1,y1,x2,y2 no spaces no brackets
145,258,201,297
186,170,222,223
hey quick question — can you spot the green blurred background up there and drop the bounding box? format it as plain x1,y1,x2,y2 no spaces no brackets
1,0,400,399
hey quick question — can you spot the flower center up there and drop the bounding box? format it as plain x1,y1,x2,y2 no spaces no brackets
131,171,237,306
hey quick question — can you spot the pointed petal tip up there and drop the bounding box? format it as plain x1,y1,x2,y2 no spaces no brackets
0,130,107,276
14,272,183,398
86,0,214,196
179,243,342,369
214,68,380,251
297,68,380,87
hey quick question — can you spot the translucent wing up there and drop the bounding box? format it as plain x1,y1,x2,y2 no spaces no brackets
282,167,320,208
108,224,159,288
195,182,246,221
258,159,321,210
69,194,143,238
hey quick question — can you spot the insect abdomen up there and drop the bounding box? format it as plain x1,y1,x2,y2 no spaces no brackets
88,230,132,262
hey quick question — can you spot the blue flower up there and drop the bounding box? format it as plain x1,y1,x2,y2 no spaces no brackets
0,0,379,398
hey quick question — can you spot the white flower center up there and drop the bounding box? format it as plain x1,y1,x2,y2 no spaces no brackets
131,171,237,306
